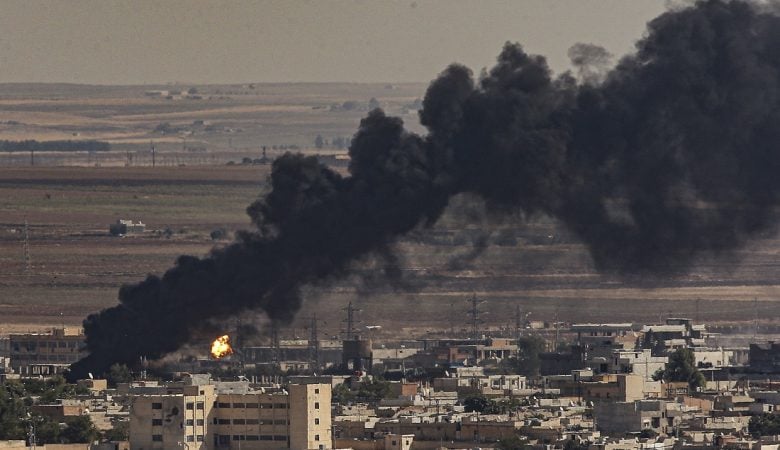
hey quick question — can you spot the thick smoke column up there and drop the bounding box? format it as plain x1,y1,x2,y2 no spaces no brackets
68,0,780,379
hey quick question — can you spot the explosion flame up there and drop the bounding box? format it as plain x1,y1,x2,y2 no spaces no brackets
210,335,233,359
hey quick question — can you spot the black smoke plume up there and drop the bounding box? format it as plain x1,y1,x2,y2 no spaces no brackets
68,0,780,380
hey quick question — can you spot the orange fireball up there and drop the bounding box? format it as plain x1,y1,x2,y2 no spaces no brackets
210,335,233,359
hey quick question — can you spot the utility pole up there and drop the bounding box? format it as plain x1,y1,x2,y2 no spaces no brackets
754,297,759,340
150,141,156,167
554,304,560,352
308,314,320,371
342,302,361,340
270,321,280,363
467,294,485,340
22,219,31,272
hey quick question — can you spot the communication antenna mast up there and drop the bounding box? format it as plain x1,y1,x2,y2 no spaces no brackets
342,302,361,340
22,219,31,272
308,314,320,370
467,294,485,340
270,321,280,363
754,297,759,339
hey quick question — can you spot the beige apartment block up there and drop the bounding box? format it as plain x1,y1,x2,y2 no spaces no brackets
129,380,331,450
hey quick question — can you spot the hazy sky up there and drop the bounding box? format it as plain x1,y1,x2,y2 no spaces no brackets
0,0,667,85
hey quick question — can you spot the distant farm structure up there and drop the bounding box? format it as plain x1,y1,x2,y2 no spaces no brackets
109,219,146,236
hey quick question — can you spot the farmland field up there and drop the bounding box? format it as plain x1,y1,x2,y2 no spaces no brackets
2,83,780,340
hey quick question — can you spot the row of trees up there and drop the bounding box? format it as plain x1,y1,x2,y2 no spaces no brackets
0,377,103,443
0,140,110,152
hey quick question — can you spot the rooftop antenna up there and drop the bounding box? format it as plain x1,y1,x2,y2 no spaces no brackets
150,141,156,168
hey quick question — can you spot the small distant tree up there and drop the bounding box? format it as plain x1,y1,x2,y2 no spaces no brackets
516,335,545,377
357,378,391,403
639,428,658,439
655,348,705,390
750,413,780,437
107,363,133,387
496,434,528,450
59,415,100,443
187,87,198,95
103,420,129,441
210,228,227,241
332,383,355,404
368,97,380,110
314,134,324,149
463,394,500,413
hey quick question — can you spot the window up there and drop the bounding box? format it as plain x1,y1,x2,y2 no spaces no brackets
260,436,273,441
246,419,259,425
233,435,246,441
273,436,287,441
152,419,163,426
260,403,273,409
152,403,162,410
233,402,245,408
186,436,194,442
246,403,259,408
196,402,204,410
196,419,204,426
247,435,259,441
315,435,320,441
315,418,320,425
152,435,163,442
315,388,319,394
233,419,245,425
274,403,287,409
218,402,231,408
274,419,286,425
197,435,204,442
186,419,194,426
314,402,320,409
218,419,230,425
186,402,194,409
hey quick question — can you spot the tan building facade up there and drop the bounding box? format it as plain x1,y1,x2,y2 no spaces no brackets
129,381,331,450
9,327,86,375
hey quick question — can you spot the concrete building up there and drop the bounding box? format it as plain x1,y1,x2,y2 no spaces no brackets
642,318,708,352
129,375,331,450
609,349,667,381
9,327,86,375
594,400,683,435
750,342,780,373
582,374,646,403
